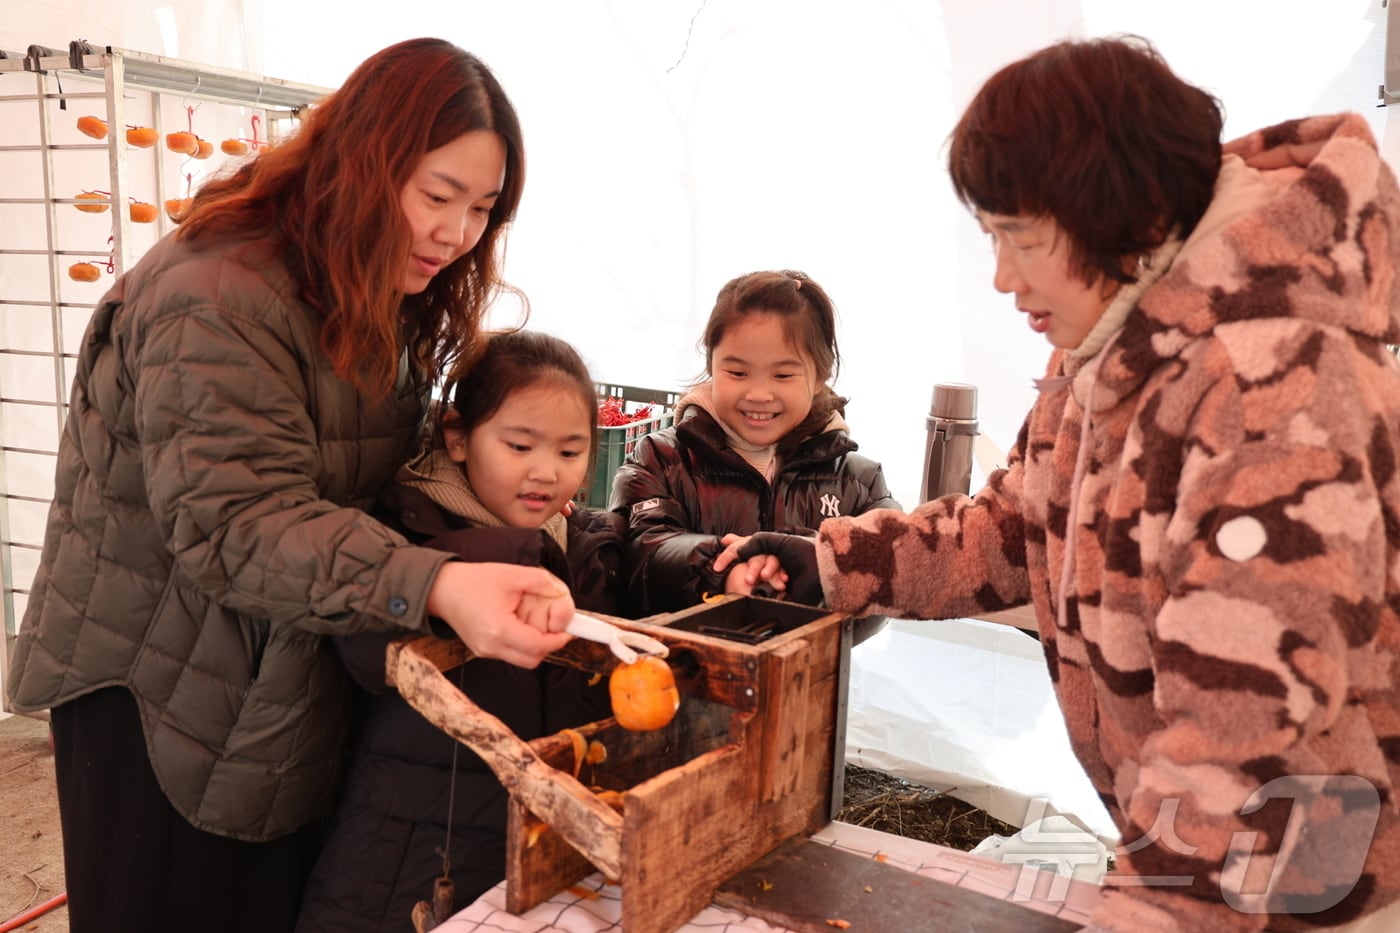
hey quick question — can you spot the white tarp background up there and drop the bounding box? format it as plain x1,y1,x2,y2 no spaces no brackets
5,1,1390,514
2,0,1393,846
849,619,1118,841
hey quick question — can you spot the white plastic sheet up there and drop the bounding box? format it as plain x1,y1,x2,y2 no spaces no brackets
845,618,1119,843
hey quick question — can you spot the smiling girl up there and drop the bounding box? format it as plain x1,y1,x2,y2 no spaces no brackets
611,269,898,624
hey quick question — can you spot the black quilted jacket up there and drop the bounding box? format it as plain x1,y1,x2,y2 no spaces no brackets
609,404,899,618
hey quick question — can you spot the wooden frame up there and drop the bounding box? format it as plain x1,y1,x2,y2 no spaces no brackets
387,596,847,933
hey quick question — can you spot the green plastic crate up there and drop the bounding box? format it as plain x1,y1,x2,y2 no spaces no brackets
577,383,678,508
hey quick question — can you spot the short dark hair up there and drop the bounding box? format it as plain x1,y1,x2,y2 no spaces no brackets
448,330,596,459
948,35,1223,286
700,269,848,422
702,270,840,385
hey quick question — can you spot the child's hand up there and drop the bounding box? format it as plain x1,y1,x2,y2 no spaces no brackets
714,533,755,575
724,553,789,597
712,532,824,606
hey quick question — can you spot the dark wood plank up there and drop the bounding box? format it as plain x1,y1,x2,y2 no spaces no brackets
505,800,594,914
758,638,810,803
715,837,1083,933
388,638,625,879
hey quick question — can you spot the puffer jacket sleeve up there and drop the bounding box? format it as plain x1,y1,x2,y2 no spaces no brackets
333,526,557,692
566,506,627,617
611,431,726,617
815,420,1031,619
131,297,447,635
849,453,900,514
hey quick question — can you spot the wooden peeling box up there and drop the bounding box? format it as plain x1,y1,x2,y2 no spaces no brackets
387,595,850,933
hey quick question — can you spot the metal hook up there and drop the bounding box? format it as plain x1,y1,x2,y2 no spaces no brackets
180,76,202,113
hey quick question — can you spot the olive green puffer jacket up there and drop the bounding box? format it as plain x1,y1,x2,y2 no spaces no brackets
6,230,453,842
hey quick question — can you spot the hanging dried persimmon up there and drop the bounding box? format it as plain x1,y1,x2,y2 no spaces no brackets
128,201,158,223
164,198,193,221
74,191,110,213
76,116,108,139
165,131,198,155
126,126,158,148
68,262,101,282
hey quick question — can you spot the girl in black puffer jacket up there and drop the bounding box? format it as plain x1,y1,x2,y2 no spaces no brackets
610,270,899,629
297,331,622,933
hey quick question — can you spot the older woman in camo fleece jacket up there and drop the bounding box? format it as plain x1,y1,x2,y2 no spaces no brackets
718,36,1400,933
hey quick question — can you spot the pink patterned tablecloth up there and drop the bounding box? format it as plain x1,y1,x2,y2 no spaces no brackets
437,820,1100,932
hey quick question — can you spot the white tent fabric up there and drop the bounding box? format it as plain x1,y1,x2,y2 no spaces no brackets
1,0,1392,846
847,619,1118,841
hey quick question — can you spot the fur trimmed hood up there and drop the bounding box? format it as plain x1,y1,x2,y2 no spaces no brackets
1087,112,1400,413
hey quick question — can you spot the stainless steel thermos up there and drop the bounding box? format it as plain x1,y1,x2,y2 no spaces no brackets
919,383,979,503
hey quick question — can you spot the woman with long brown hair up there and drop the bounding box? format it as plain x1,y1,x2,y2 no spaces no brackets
6,38,570,933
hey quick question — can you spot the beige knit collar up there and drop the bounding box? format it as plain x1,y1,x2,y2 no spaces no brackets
397,448,568,550
680,383,777,480
1066,233,1184,372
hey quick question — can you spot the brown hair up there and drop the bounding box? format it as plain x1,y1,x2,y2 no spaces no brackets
447,330,596,459
700,269,847,425
948,35,1223,286
178,38,526,397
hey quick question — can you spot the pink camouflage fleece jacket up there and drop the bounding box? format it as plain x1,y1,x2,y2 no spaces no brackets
816,112,1400,933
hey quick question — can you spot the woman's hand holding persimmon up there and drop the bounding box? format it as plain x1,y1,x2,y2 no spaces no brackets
427,562,574,668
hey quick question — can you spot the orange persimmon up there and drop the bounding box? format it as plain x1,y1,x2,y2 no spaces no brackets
608,656,679,732
76,115,108,139
129,201,158,223
164,198,192,221
192,137,214,159
74,191,110,213
165,131,198,155
68,262,101,282
126,126,158,148
220,138,250,156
